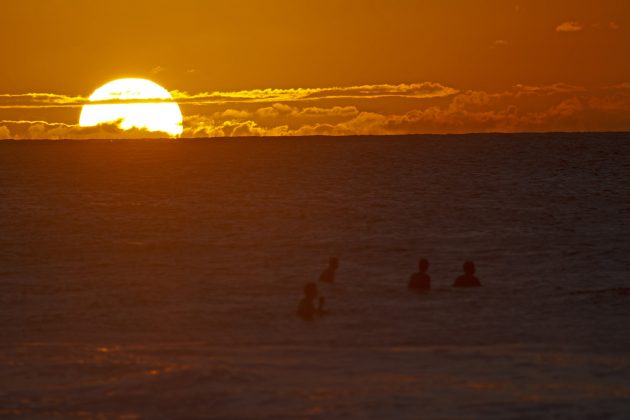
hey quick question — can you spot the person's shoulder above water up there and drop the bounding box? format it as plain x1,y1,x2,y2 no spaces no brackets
453,274,481,287
296,298,316,321
408,272,420,289
409,273,431,290
408,258,431,291
296,282,326,321
452,261,482,288
319,257,339,283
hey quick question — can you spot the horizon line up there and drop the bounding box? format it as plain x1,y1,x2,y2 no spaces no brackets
0,130,628,142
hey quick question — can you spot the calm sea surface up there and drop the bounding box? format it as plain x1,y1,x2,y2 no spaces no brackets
1,133,629,418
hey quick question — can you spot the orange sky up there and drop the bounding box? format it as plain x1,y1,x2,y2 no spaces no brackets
1,0,629,138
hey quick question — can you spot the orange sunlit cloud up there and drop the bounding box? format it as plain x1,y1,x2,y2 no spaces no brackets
0,83,458,108
556,21,584,32
2,82,629,138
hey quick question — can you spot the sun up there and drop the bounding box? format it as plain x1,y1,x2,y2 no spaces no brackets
79,78,183,136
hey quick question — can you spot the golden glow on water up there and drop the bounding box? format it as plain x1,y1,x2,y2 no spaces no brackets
79,78,183,136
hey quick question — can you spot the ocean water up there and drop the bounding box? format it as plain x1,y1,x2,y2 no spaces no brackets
0,133,629,419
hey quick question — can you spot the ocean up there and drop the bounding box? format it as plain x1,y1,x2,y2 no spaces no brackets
0,133,629,419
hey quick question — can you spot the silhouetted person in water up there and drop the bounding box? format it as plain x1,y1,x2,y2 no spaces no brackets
296,282,325,321
453,261,482,288
319,257,339,283
408,258,431,291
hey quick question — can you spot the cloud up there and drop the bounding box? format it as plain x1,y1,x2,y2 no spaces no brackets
512,83,585,97
182,115,289,138
0,93,87,108
171,82,459,105
150,66,166,75
556,21,583,32
493,39,509,47
253,104,359,120
300,106,359,118
3,82,630,138
176,83,630,137
0,82,457,109
592,21,621,30
0,125,11,139
608,82,630,90
213,109,253,120
0,120,172,140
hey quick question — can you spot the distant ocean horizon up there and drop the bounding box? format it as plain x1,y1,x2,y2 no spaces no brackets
2,130,630,141
1,131,629,418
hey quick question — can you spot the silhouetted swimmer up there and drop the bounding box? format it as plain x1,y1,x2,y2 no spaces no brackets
296,282,325,321
408,258,431,291
453,261,482,288
319,257,339,283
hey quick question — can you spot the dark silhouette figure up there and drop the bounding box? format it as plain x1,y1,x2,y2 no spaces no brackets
296,282,325,321
453,261,482,288
319,257,339,283
408,258,431,291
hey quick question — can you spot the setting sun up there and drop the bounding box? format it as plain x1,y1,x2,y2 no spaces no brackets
79,78,183,136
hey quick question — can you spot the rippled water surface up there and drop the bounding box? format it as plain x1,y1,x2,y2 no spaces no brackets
1,134,629,418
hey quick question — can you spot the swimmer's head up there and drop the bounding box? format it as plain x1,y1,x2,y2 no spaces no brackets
463,261,476,275
329,257,339,269
418,258,429,272
304,282,318,299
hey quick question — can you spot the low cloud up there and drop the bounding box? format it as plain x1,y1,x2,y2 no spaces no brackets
182,115,289,138
556,21,583,32
180,83,630,137
0,125,10,139
2,82,629,138
212,109,253,120
0,120,172,140
253,104,359,119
